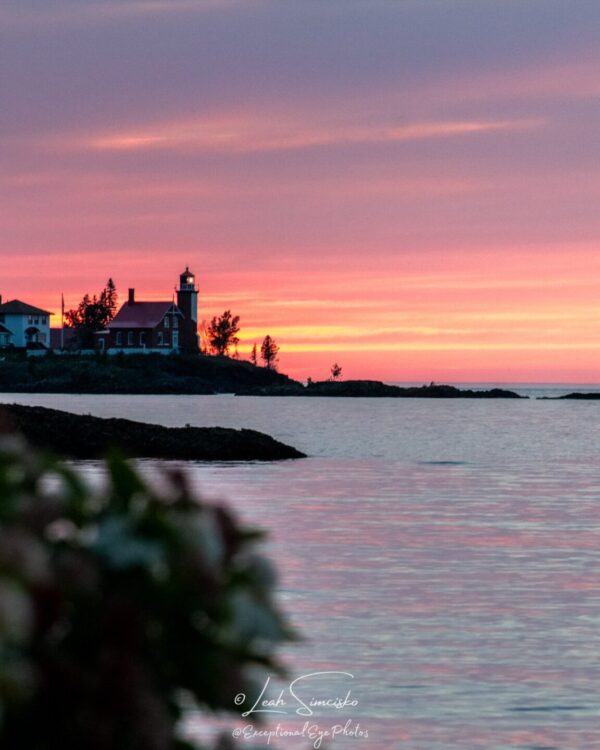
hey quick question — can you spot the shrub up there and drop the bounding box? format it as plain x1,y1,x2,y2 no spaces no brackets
0,437,293,749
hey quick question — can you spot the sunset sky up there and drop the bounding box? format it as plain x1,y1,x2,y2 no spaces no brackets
3,0,600,381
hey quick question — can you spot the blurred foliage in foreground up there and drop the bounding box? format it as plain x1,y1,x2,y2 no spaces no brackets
0,437,293,749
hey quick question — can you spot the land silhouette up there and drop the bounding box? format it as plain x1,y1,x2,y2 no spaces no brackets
0,403,304,460
0,352,524,398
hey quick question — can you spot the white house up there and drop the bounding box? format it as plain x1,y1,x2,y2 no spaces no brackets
0,298,52,350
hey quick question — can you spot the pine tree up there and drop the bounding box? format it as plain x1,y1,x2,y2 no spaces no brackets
260,335,279,370
250,343,258,366
100,278,117,321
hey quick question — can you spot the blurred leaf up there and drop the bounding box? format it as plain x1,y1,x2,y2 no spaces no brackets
92,517,165,571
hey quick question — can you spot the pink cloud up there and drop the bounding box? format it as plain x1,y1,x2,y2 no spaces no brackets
86,114,542,154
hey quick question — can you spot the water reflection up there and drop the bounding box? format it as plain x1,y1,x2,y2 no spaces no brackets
8,392,600,748
72,456,600,749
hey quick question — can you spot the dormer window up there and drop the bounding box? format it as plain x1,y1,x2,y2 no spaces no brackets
173,315,179,329
164,316,170,328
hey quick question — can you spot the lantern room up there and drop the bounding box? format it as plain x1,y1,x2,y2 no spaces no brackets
179,267,196,291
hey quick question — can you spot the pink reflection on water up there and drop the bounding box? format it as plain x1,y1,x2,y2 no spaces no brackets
135,454,600,749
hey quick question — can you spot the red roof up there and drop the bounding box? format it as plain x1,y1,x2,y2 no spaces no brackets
0,299,52,316
109,301,181,329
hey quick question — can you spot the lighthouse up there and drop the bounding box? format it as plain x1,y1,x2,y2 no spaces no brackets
176,266,199,350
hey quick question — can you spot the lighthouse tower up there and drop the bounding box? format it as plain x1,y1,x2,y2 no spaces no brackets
176,267,199,350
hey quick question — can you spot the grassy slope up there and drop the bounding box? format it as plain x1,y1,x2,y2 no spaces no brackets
0,352,297,394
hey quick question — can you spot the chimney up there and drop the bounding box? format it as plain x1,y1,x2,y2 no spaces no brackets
0,294,2,305
128,288,135,305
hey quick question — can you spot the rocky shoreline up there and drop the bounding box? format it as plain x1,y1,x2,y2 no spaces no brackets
537,392,600,400
236,380,526,398
0,404,305,461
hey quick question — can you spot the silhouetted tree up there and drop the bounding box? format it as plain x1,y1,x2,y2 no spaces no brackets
65,279,117,348
207,310,240,356
330,362,343,381
250,343,258,366
103,278,117,319
260,335,279,370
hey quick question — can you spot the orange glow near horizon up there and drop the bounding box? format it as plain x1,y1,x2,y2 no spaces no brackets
4,2,600,383
6,244,600,384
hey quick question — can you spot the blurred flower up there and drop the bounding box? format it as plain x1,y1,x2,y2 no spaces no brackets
0,440,292,749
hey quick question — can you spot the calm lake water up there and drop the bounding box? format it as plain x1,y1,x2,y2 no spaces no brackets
3,388,600,749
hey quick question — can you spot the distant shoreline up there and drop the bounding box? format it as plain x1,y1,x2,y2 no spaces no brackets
2,352,598,398
537,392,600,400
235,380,526,398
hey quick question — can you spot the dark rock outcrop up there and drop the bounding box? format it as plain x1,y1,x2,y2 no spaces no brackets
539,392,600,400
0,404,305,460
237,380,525,398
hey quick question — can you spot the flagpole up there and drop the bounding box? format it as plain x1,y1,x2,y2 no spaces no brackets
61,293,64,350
